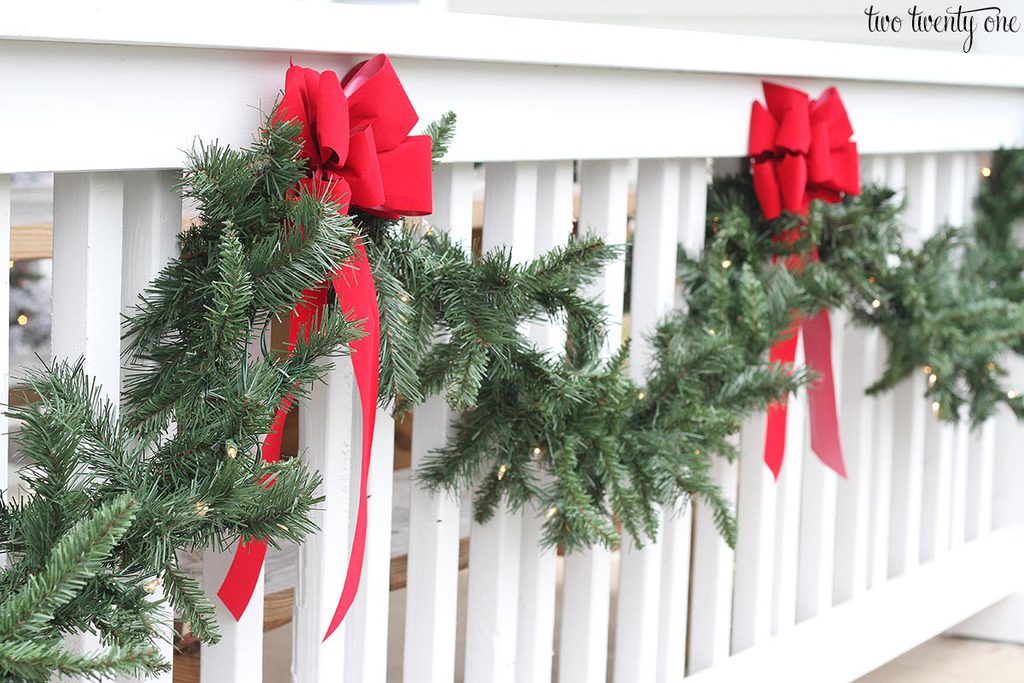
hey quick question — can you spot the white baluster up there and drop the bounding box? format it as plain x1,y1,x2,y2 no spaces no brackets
52,172,124,681
833,154,888,603
114,170,182,683
868,338,895,589
558,159,628,683
797,312,843,621
966,419,996,541
963,155,996,544
688,454,738,673
346,409,395,682
732,413,776,651
403,162,474,683
888,153,935,577
653,157,705,682
464,161,537,683
516,160,572,683
614,158,679,683
772,338,805,634
290,366,353,682
867,157,898,590
920,154,966,563
200,549,265,682
833,324,878,603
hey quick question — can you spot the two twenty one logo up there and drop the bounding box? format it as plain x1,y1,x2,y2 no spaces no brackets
863,4,1020,53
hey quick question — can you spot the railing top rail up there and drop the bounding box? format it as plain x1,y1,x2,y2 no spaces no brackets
5,1,1024,89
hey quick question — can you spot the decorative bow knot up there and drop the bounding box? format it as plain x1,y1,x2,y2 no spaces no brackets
749,82,860,479
749,83,860,221
218,55,431,640
277,54,433,218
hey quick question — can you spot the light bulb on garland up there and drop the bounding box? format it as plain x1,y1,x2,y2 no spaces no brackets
195,502,210,517
225,441,238,460
143,577,163,594
545,506,559,520
497,463,509,480
871,299,881,309
931,401,941,416
1008,390,1020,400
721,259,733,269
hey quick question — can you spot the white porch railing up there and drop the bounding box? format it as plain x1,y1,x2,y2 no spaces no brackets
4,3,1024,682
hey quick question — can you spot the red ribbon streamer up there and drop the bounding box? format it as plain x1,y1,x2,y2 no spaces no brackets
748,81,859,478
217,55,431,639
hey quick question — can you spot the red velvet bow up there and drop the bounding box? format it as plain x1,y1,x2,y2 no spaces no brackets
748,82,859,479
217,55,431,640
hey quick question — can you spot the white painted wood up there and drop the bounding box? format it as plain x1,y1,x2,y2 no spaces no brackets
114,170,181,683
201,547,264,683
10,3,1024,90
772,338,805,634
291,364,353,683
867,340,895,589
950,411,970,549
732,413,776,652
558,159,628,683
653,158,704,682
953,593,1024,645
52,171,125,680
464,161,537,683
685,529,1024,683
4,38,1024,174
677,158,709,258
345,409,395,683
919,154,968,564
404,395,462,682
52,172,124,399
887,154,937,578
403,162,474,683
656,502,692,682
920,418,955,562
833,324,877,604
797,311,843,621
515,160,572,683
688,455,738,674
0,176,8,504
613,158,679,683
966,418,996,541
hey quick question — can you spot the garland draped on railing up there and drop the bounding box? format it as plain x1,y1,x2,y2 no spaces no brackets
3,64,1024,679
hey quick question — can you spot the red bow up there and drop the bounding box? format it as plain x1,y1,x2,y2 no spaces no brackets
748,82,859,478
217,55,432,640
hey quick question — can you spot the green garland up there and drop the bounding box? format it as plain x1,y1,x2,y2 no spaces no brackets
4,93,1024,680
